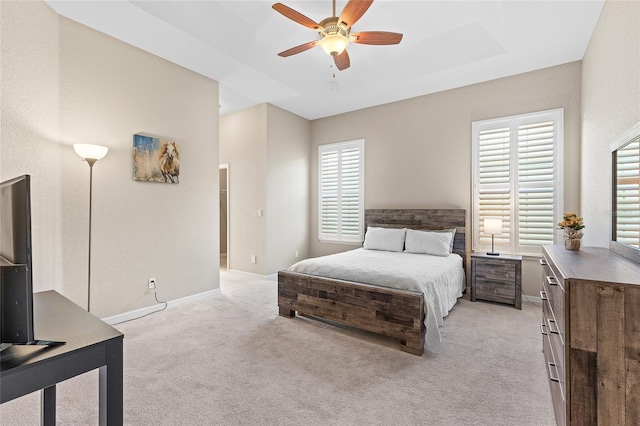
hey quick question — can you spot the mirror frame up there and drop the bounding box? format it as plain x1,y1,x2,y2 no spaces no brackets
610,121,640,264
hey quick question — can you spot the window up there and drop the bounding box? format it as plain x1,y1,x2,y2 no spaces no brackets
318,139,364,243
614,136,640,247
472,109,563,255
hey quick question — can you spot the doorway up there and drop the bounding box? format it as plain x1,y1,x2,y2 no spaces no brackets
219,164,229,271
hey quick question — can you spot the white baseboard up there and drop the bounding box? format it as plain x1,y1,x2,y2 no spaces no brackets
522,294,542,305
102,288,221,325
227,269,276,280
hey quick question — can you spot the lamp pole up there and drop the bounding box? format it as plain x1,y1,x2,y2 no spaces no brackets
86,158,97,312
73,144,108,313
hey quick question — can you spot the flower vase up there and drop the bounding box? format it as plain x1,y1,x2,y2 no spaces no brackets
563,229,583,250
564,238,581,251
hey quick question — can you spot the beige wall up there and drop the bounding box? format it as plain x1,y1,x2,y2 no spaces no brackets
266,104,311,274
1,1,220,317
581,0,640,247
310,62,583,296
219,103,311,276
220,104,268,274
1,0,64,295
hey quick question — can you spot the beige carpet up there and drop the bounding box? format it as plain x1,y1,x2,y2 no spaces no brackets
1,272,555,425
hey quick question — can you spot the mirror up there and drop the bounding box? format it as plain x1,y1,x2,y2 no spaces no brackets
611,122,640,263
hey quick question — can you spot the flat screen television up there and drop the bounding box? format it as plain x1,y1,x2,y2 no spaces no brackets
1,174,35,349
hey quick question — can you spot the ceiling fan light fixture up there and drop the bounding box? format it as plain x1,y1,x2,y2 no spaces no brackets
320,33,349,56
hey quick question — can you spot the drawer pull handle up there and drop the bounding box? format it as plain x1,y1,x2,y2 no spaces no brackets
547,319,560,335
481,262,508,268
540,290,548,301
548,362,560,382
540,323,547,336
539,259,548,266
546,276,558,286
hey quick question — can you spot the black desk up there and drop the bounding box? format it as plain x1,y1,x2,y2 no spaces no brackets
1,291,123,425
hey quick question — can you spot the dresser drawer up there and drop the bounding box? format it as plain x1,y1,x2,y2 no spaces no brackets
543,298,565,399
542,323,566,426
541,257,565,337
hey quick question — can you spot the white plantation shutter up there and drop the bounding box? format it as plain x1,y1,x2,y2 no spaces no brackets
473,109,563,254
615,138,640,247
319,140,364,243
477,125,511,247
518,121,556,248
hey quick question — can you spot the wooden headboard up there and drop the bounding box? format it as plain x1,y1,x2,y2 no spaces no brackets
364,208,467,261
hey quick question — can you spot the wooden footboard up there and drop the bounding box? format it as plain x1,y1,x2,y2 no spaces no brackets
278,270,426,355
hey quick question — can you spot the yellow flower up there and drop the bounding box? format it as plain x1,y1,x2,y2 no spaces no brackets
558,212,585,231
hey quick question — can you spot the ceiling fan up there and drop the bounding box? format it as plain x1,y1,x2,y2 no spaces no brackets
272,0,403,71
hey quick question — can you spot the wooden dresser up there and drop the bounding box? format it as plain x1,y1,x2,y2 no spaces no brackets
541,245,640,426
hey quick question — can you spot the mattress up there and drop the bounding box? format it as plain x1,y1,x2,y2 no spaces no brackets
288,248,466,352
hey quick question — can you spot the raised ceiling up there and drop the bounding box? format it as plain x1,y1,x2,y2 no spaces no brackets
46,1,604,120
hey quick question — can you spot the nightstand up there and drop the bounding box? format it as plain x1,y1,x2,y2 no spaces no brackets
470,253,522,309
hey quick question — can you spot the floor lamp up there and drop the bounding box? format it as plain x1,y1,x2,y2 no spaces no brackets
73,144,108,312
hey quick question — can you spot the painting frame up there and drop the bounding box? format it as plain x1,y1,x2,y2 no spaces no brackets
133,133,180,184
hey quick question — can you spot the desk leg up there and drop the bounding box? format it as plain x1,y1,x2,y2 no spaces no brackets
41,385,56,426
99,338,123,426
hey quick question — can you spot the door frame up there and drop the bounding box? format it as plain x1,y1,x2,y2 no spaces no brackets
219,163,229,271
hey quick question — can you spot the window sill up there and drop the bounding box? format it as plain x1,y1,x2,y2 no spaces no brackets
318,238,362,246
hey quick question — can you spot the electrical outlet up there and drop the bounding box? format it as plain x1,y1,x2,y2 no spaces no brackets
295,250,299,258
148,277,156,289
251,255,256,264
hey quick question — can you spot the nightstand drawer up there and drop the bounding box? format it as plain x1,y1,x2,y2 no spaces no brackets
475,278,516,302
474,261,517,282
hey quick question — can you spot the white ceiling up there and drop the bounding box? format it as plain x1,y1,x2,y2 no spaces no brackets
46,1,604,120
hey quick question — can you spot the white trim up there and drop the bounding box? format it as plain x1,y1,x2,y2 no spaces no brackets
102,288,221,325
522,293,543,305
227,269,274,280
472,108,564,255
219,163,230,271
610,120,640,151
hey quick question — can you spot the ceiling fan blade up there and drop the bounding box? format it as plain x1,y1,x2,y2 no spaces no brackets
272,3,321,30
351,31,403,45
278,40,319,57
338,0,373,29
333,49,350,71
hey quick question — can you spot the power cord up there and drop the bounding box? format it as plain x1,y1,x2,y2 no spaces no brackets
111,286,168,325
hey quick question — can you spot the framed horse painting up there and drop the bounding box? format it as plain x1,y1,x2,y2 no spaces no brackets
133,133,180,184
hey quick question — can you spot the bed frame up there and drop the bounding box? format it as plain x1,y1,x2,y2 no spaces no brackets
278,209,467,356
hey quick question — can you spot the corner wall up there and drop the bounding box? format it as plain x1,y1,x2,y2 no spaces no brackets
219,104,268,275
219,103,311,276
1,1,220,318
266,104,311,274
581,0,640,247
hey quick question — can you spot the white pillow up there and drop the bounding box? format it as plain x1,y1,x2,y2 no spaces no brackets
404,229,453,257
363,227,407,252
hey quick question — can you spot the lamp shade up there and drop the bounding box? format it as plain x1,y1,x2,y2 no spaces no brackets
73,144,108,161
320,34,349,56
484,217,503,235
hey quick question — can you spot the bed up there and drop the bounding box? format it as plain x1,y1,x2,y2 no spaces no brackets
278,209,467,356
